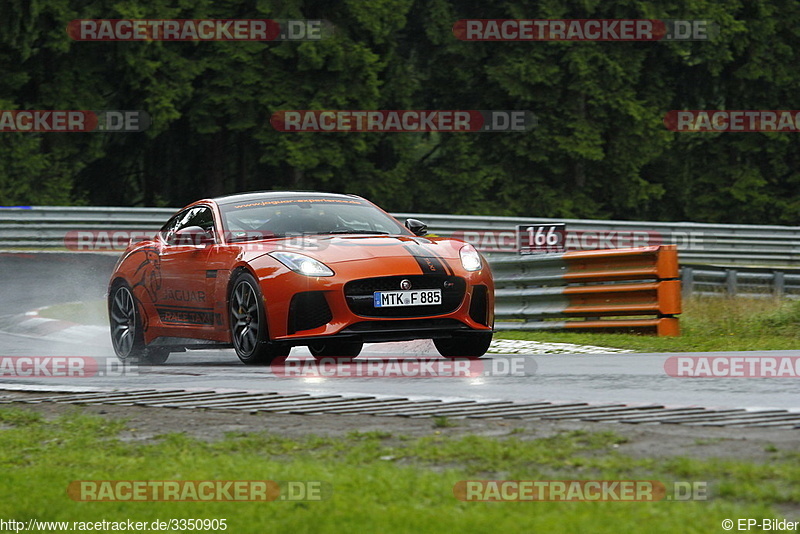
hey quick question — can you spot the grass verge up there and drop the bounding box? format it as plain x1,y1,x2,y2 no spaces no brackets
498,296,800,352
0,407,796,533
38,299,107,326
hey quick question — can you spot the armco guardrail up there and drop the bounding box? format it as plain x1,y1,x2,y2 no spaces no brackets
492,245,681,336
681,264,800,299
0,206,174,249
393,212,800,266
0,206,796,298
1,207,799,266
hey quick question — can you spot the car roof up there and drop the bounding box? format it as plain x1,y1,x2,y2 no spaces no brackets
211,191,364,206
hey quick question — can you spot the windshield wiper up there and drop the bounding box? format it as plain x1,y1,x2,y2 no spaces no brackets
227,233,281,243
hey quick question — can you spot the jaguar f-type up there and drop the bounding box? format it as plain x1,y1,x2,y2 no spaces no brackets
107,191,494,364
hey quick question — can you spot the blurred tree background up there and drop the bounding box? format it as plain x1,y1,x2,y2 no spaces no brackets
0,0,798,223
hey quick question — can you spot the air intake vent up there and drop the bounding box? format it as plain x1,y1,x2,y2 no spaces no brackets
288,291,332,334
469,285,489,326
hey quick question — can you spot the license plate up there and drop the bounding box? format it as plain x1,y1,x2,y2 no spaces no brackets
373,289,442,307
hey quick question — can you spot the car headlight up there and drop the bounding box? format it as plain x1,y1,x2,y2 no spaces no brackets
459,244,482,271
269,251,334,277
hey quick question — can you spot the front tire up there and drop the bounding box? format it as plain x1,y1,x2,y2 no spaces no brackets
229,272,289,365
433,331,493,359
308,340,363,361
108,283,169,365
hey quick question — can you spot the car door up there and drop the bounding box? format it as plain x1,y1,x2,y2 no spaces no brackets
155,206,222,333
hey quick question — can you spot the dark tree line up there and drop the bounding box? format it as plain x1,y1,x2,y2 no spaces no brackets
1,0,798,224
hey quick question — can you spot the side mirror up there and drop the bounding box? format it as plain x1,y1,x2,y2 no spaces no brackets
405,218,428,237
172,226,214,246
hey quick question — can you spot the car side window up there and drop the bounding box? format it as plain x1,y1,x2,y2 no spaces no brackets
160,206,216,244
184,206,215,237
159,211,186,242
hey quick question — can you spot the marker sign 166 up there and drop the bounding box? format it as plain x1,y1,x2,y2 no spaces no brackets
517,224,566,255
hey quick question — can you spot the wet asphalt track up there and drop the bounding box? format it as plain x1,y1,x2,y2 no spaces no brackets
0,252,798,412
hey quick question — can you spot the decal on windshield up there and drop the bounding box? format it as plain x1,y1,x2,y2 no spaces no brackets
232,198,364,209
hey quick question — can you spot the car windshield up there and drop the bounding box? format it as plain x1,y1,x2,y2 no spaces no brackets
219,197,410,242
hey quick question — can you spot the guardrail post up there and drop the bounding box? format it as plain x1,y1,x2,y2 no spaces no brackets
725,269,737,296
681,267,693,299
774,270,785,298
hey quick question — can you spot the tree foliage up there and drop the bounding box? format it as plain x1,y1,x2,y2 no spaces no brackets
0,0,798,223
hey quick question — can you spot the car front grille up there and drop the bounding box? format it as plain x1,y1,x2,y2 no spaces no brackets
342,318,466,332
344,275,466,318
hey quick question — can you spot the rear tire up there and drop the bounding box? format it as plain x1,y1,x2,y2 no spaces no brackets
229,272,289,365
434,331,493,359
309,340,363,361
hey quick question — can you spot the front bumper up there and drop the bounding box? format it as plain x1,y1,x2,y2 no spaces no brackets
260,267,494,345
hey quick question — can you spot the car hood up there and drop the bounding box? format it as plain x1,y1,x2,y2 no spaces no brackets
242,234,466,268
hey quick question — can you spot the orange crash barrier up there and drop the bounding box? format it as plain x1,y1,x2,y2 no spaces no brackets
493,245,682,336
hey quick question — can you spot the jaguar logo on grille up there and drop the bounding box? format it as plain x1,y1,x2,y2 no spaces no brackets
400,279,412,290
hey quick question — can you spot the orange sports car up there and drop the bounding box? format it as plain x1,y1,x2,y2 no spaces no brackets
108,191,494,364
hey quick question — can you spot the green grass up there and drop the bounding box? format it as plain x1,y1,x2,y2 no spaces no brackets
498,296,800,352
38,299,107,326
433,416,458,428
0,407,795,533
